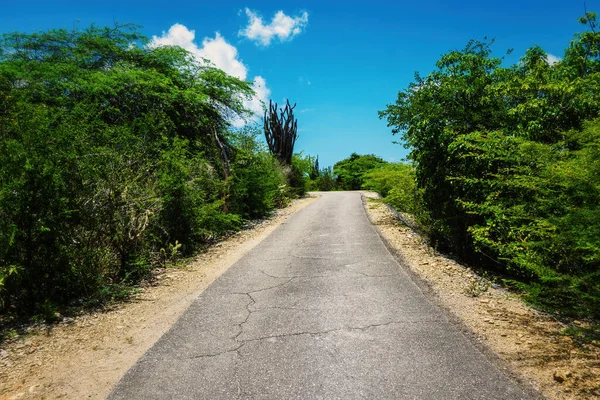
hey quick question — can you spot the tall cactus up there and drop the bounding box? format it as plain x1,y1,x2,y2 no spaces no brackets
264,99,298,165
310,155,320,180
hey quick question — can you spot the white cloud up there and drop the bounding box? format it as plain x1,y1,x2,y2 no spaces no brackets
151,24,247,80
239,8,308,46
546,53,561,66
151,24,269,126
232,76,271,127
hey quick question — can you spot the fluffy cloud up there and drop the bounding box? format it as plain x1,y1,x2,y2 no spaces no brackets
239,8,308,46
546,53,562,66
239,76,271,126
151,24,269,126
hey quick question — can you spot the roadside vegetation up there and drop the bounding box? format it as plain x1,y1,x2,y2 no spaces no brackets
377,12,600,321
304,152,390,192
0,24,307,328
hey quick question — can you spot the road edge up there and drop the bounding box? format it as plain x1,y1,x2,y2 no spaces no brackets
0,195,319,400
360,192,544,400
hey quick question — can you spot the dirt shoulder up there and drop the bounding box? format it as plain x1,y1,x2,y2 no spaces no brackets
0,196,316,400
362,192,600,400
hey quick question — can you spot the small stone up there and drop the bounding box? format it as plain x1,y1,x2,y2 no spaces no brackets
553,370,572,383
480,299,489,304
500,333,508,337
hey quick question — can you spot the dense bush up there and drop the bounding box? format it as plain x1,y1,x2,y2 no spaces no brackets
333,153,387,190
307,166,337,191
287,153,312,197
362,163,421,216
228,127,289,219
0,25,291,319
380,13,600,318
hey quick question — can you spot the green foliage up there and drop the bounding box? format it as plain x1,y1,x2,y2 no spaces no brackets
228,125,289,218
380,13,600,318
286,153,312,197
362,163,421,215
307,166,338,191
561,324,600,346
333,153,387,190
0,24,288,320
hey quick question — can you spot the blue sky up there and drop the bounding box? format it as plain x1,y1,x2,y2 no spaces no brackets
1,0,597,167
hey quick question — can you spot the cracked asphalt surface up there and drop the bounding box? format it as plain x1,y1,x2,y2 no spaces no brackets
109,192,535,399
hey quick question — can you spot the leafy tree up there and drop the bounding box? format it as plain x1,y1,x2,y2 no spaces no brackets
333,153,387,190
228,125,288,218
309,166,338,191
379,13,600,318
0,23,288,320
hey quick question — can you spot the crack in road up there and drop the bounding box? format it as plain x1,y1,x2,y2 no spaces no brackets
186,320,437,360
249,305,319,312
258,269,332,280
239,320,406,344
232,274,296,296
111,193,536,400
187,263,438,361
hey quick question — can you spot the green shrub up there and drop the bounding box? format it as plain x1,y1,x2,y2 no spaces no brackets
362,163,421,214
333,153,387,190
379,13,600,318
308,166,338,191
228,127,289,217
0,24,287,320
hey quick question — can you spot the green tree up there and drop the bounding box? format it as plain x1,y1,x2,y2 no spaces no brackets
0,23,277,318
379,13,600,318
333,153,387,190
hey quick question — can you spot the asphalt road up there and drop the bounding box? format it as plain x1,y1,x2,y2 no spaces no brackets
110,192,535,399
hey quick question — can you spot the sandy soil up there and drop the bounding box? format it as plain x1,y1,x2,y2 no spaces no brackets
0,196,316,400
362,192,600,400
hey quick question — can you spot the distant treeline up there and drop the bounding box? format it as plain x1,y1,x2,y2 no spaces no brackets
0,24,307,323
